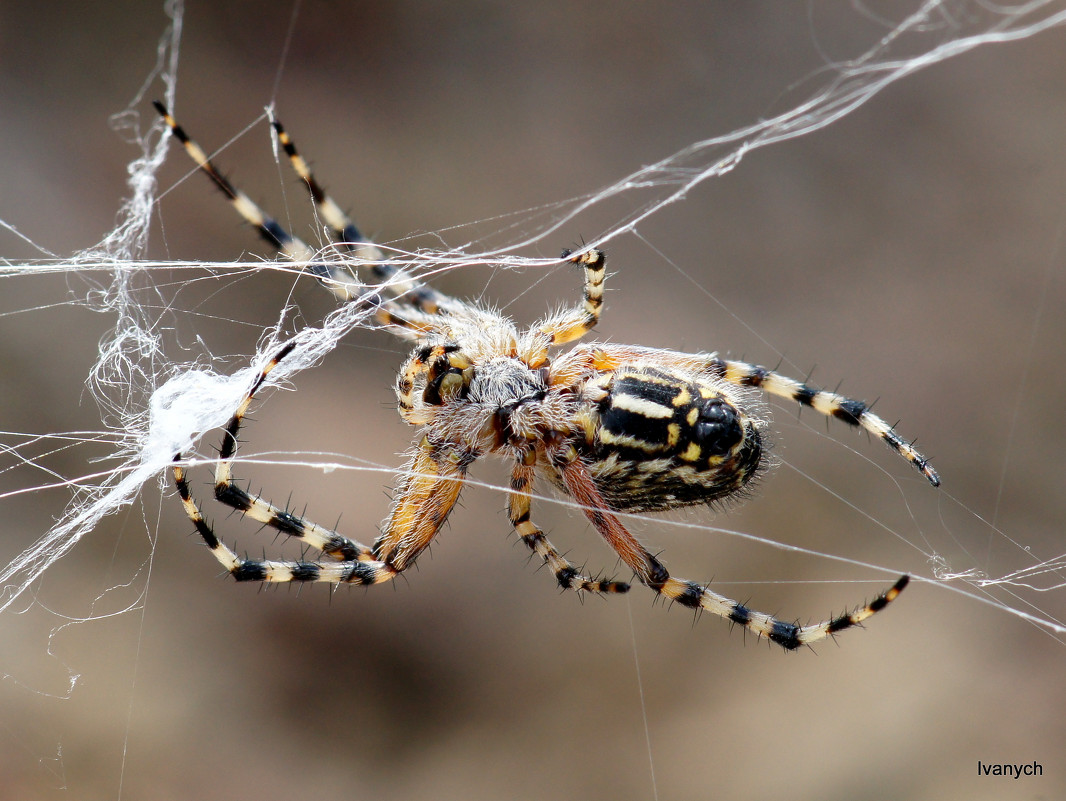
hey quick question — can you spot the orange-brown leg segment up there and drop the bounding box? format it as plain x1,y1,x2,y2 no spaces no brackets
509,460,629,594
370,436,472,571
172,342,392,583
551,445,908,650
172,346,470,585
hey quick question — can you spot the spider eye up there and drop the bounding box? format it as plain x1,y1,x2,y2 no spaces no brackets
694,399,743,456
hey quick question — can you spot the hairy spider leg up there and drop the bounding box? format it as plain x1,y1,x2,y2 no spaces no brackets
270,117,463,317
154,101,360,301
172,342,387,581
174,458,398,585
523,248,607,368
550,444,908,650
395,343,473,425
208,342,375,562
155,102,436,337
369,435,472,569
704,354,940,486
173,342,472,584
562,343,940,487
509,459,630,594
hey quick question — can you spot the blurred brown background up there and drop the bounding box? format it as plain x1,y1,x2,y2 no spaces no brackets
1,2,1064,799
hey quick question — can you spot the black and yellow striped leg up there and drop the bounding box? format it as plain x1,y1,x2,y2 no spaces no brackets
701,356,941,487
174,458,398,584
171,342,392,583
174,430,474,586
155,102,454,337
526,249,607,367
270,116,462,317
509,461,629,595
154,101,363,302
554,447,907,650
564,343,940,488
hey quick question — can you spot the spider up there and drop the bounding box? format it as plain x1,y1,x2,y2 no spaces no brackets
156,102,939,650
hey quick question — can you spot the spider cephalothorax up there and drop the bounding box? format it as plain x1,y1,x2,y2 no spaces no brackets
159,103,938,650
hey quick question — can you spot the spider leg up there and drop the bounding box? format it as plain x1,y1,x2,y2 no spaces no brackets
171,341,390,584
154,102,441,341
551,443,908,650
174,458,397,585
172,343,472,584
272,118,525,348
701,354,939,486
271,117,462,317
524,249,607,366
154,102,361,302
206,342,376,561
563,343,940,487
370,435,473,570
509,459,629,594
395,344,473,424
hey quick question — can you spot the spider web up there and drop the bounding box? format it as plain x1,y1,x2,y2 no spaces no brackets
1,1,1065,796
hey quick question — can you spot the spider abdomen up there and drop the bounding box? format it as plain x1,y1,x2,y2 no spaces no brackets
582,365,764,512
